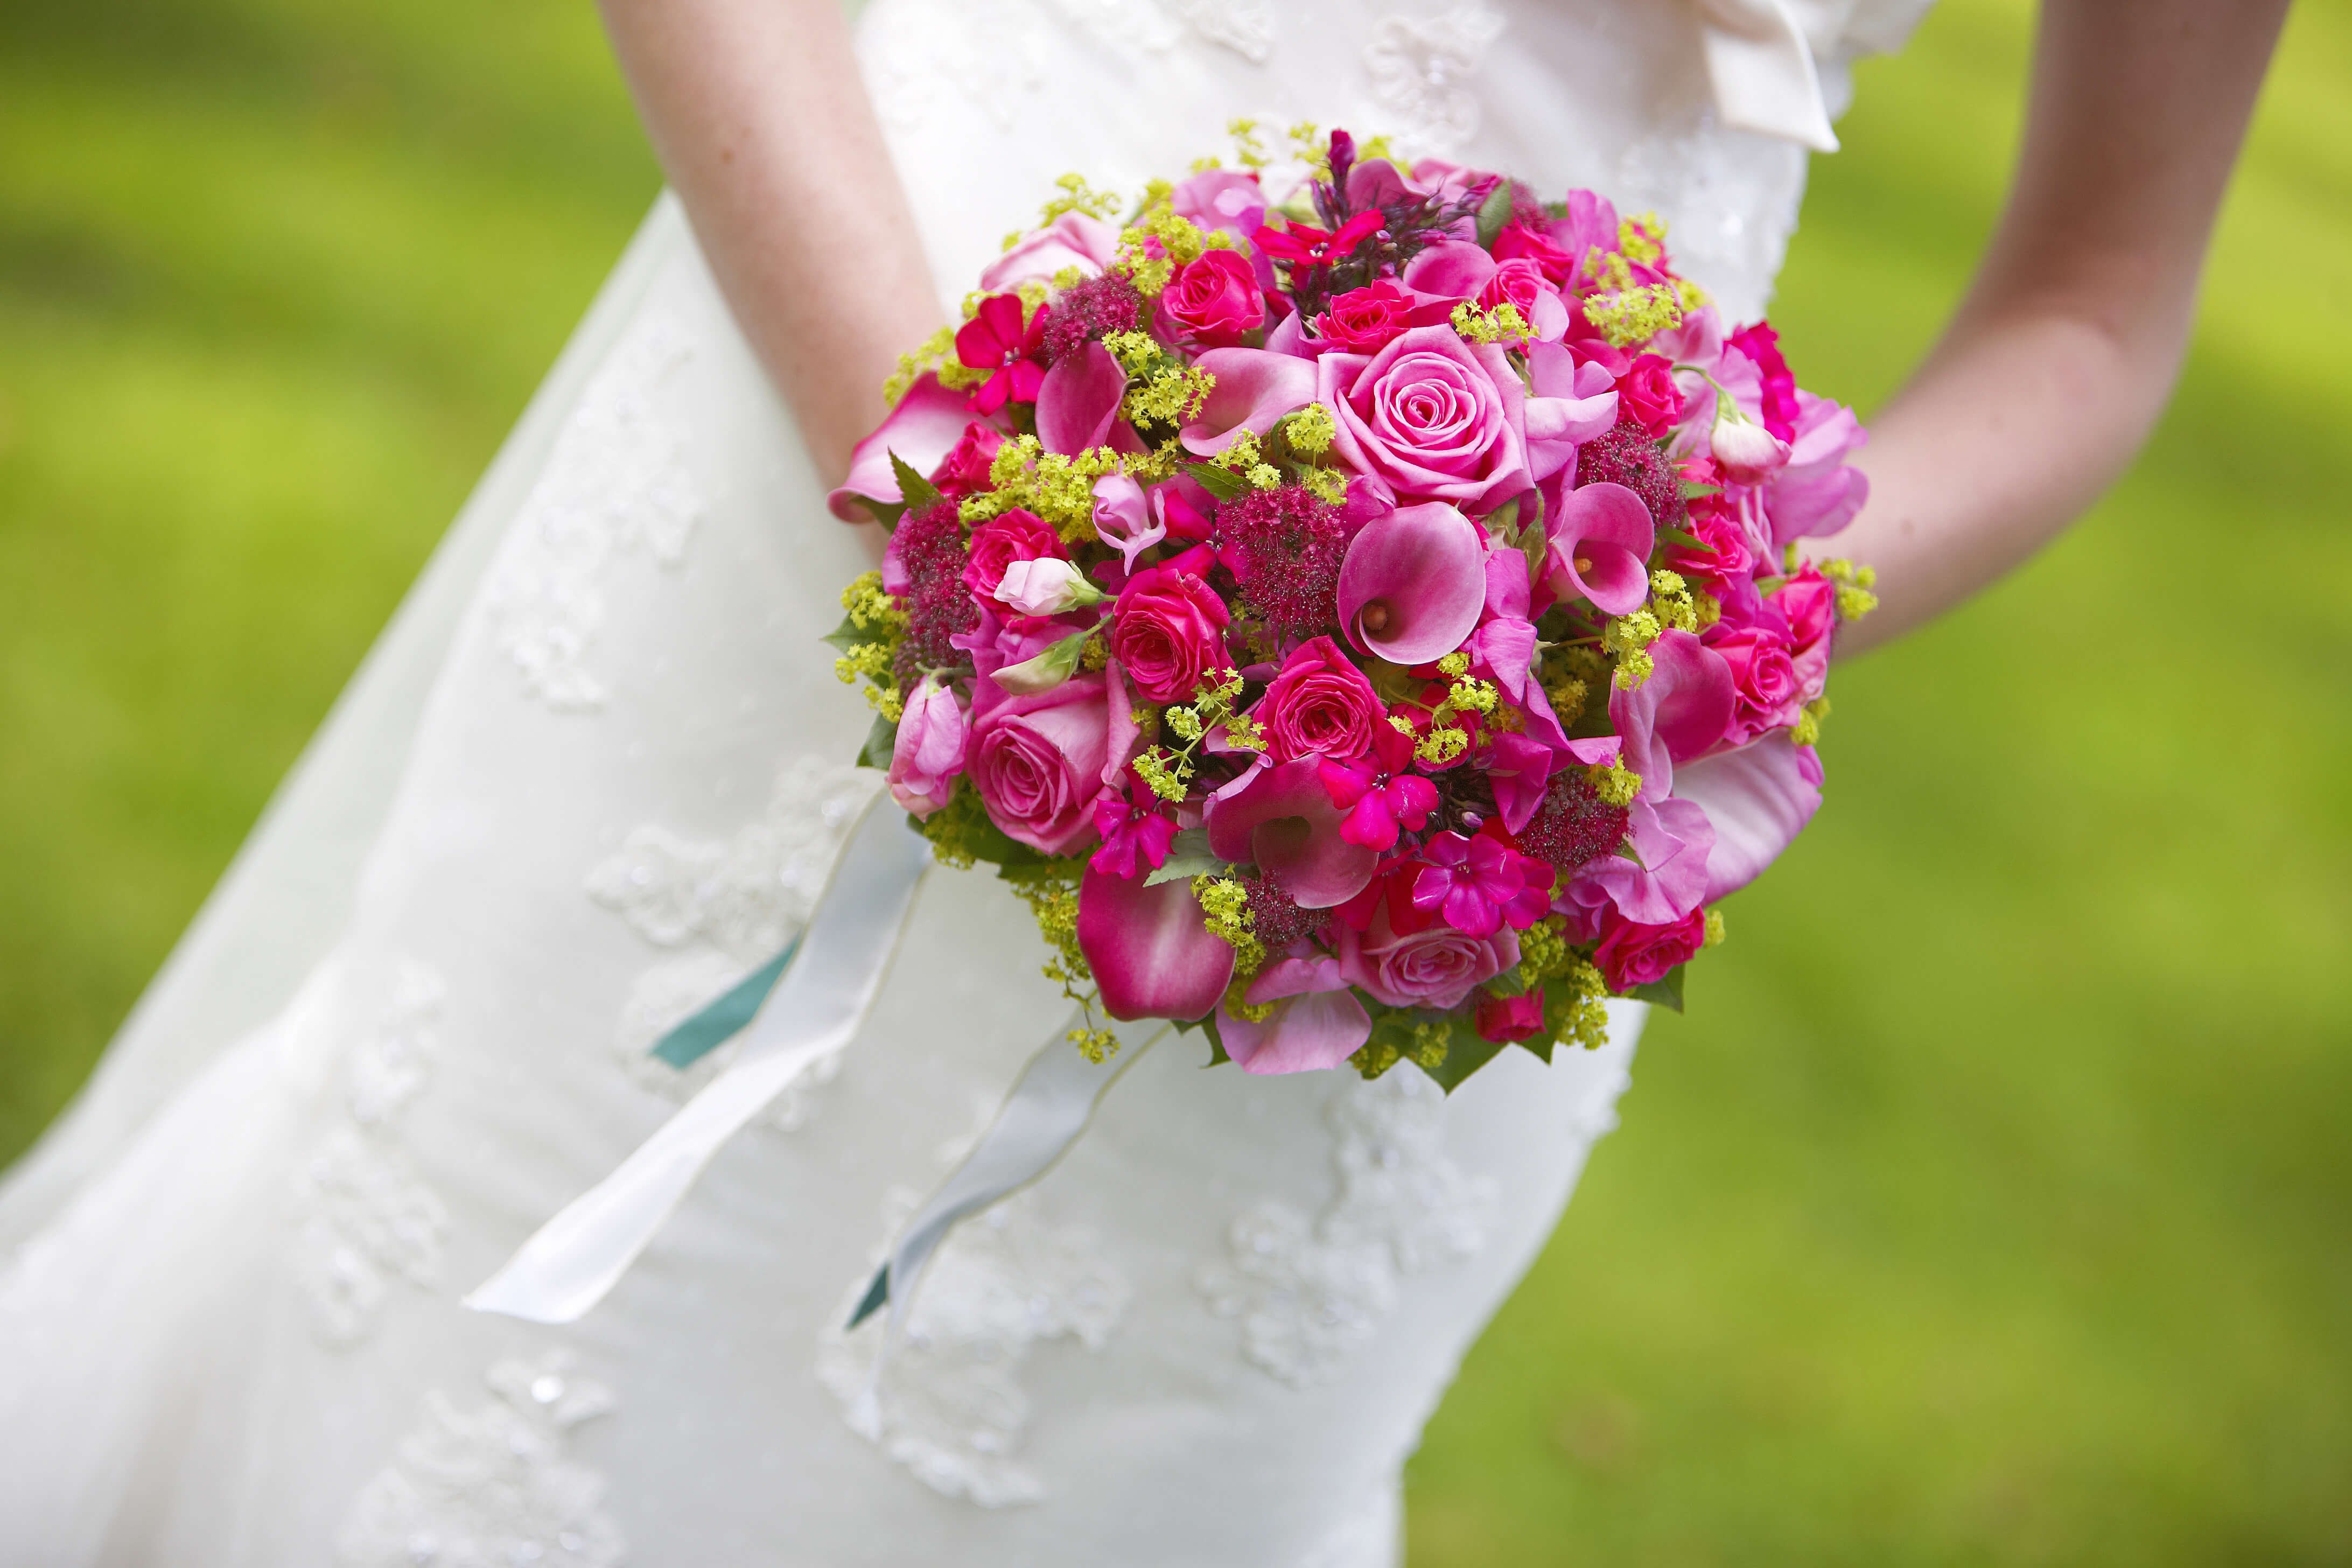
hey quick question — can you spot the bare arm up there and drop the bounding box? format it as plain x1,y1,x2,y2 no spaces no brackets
594,0,944,488
1824,0,2290,653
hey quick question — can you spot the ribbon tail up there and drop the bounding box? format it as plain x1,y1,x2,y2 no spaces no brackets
843,1013,1161,1430
464,797,931,1324
650,938,798,1069
1700,0,1840,153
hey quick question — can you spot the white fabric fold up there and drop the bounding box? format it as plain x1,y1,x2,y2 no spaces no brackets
845,1016,1161,1433
1695,0,1841,153
464,798,932,1324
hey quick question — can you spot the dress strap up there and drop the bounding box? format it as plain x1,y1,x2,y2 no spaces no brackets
1693,0,1842,153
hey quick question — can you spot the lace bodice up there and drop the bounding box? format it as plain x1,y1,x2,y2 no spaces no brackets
858,0,1935,324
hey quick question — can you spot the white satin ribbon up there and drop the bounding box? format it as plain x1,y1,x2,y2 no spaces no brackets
1695,0,1840,153
844,1013,1161,1436
464,797,932,1324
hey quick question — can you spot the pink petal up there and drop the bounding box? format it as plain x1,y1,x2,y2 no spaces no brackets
1400,240,1495,301
1608,629,1737,799
827,374,974,521
1204,757,1380,909
1243,951,1348,1005
1670,734,1823,903
1077,866,1236,1022
1338,501,1488,665
1217,991,1374,1075
978,213,1120,292
1036,342,1128,456
1179,348,1317,457
1546,481,1657,615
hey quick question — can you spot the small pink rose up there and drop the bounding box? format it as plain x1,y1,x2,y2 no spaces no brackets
1160,249,1264,347
1336,900,1521,1011
886,675,968,818
1256,636,1384,763
961,509,1066,602
1111,564,1231,704
1706,625,1803,747
929,421,1005,499
1312,279,1421,354
968,674,1115,855
1592,906,1706,992
1475,987,1546,1043
1476,257,1567,341
1615,353,1683,438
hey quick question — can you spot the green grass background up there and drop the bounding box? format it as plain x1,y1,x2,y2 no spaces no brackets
2,0,2346,1560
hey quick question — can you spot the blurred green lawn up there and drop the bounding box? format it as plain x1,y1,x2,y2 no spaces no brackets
2,1,2347,1561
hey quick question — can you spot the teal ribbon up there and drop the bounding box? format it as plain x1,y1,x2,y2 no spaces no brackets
650,940,798,1069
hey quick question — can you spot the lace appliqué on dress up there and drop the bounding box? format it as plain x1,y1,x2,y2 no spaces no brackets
818,1189,1131,1508
1364,3,1506,157
1196,1068,1497,1388
587,759,877,1129
292,962,450,1348
335,1350,624,1568
1176,0,1274,61
484,313,705,712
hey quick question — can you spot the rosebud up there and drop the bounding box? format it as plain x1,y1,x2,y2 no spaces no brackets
1708,403,1791,484
995,557,1105,617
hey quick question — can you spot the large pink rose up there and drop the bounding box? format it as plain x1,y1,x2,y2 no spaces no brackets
1337,902,1521,1011
1111,563,1231,703
1706,625,1803,747
1317,324,1532,513
961,508,1066,601
1256,636,1384,763
1592,906,1706,991
887,676,969,818
968,674,1115,855
1160,249,1264,347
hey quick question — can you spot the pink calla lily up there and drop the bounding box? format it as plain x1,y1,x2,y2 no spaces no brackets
1669,733,1824,903
1337,501,1487,664
1564,795,1716,925
1077,865,1235,1021
1544,481,1656,616
1205,757,1379,909
1036,341,1128,456
979,212,1120,292
1178,348,1317,457
1608,629,1737,800
826,373,974,521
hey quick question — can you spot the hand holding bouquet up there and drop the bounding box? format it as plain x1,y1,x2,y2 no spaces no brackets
829,126,1877,1090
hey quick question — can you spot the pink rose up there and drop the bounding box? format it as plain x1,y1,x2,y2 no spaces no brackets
1159,249,1264,347
1318,325,1532,513
1706,625,1803,747
1475,987,1545,1043
1111,563,1231,703
1664,498,1753,584
1337,900,1521,1011
961,509,1065,602
1615,353,1683,439
1475,257,1563,340
887,676,968,818
1313,280,1420,354
1771,568,1836,702
968,674,1116,855
1490,221,1583,285
1592,906,1706,991
929,421,1006,499
1256,636,1384,763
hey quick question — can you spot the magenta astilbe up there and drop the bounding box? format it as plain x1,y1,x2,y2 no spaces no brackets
1240,869,1328,950
1573,417,1686,536
1517,771,1630,875
893,499,978,687
1220,484,1347,641
1041,273,1146,364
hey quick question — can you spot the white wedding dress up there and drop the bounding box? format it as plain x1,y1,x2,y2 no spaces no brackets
0,2,1933,1562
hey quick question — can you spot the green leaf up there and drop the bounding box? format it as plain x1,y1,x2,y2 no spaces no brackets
1657,525,1709,551
1144,852,1227,887
889,449,944,516
1180,461,1251,502
820,611,871,655
1474,179,1516,250
1514,1031,1557,1064
856,712,899,771
1423,1014,1508,1094
1200,1012,1232,1066
1629,964,1686,1013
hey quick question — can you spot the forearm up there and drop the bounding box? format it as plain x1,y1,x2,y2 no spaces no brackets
596,0,944,485
1813,0,2288,654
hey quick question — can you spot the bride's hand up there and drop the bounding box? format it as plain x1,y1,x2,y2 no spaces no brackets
1824,0,2290,652
596,0,946,494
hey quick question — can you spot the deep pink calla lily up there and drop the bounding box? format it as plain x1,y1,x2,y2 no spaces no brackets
827,373,974,521
1669,733,1824,903
1077,865,1235,1021
1545,482,1656,616
1036,342,1128,456
1608,629,1737,800
1178,348,1317,457
1337,501,1487,664
1205,758,1378,909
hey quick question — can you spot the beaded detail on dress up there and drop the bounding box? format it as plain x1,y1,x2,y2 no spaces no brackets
1196,1068,1497,1388
334,1351,624,1568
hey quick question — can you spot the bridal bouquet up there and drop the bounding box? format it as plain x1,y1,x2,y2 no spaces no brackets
827,127,1875,1089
